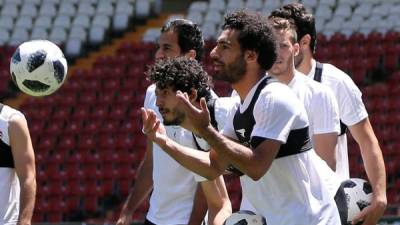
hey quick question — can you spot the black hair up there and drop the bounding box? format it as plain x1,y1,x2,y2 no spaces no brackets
161,19,205,61
222,9,277,71
146,57,212,101
269,3,317,53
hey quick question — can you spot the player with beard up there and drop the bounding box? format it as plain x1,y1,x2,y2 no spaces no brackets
117,19,231,225
142,10,341,225
269,4,386,225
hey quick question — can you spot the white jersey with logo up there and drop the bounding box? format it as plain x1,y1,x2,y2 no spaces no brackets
222,78,341,225
307,59,368,180
0,105,23,225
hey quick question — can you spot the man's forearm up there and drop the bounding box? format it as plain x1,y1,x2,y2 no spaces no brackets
18,178,36,225
156,134,224,180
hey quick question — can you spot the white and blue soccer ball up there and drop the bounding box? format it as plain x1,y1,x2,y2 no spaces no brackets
336,178,373,224
10,40,68,97
224,210,266,225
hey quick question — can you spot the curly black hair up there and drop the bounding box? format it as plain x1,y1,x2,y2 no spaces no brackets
222,9,277,71
269,3,317,54
161,19,205,61
146,57,212,101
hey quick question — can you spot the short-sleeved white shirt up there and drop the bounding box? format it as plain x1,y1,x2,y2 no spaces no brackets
144,84,199,225
288,71,340,137
222,77,341,225
307,60,368,180
288,72,342,196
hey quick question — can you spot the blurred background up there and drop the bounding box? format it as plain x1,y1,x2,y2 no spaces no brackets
0,0,399,224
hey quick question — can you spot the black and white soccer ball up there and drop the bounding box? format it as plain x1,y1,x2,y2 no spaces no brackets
223,210,266,225
335,178,373,225
10,40,68,97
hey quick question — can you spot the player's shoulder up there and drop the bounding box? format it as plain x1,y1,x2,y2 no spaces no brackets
262,78,293,96
0,104,24,120
322,63,354,84
215,96,239,110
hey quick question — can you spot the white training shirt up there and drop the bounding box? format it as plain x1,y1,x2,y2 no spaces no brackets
307,59,368,180
288,71,342,196
222,77,341,225
0,105,23,225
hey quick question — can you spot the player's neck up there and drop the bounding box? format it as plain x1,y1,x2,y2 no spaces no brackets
270,68,295,85
296,53,313,76
232,69,266,102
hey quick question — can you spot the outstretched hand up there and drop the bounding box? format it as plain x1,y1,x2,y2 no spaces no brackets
176,91,212,135
141,107,166,141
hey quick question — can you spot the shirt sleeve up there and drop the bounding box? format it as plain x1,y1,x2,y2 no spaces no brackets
338,76,368,126
310,85,340,135
252,85,308,143
325,65,368,126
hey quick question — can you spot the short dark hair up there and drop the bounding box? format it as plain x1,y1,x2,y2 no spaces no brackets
161,19,205,61
269,3,317,53
222,9,277,71
146,57,212,101
269,17,298,44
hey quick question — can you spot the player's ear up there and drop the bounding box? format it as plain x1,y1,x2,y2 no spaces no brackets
299,34,311,51
188,88,198,103
185,49,197,60
293,42,300,56
244,50,258,63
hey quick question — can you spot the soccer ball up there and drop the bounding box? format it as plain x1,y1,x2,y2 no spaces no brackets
224,210,266,225
10,40,68,97
334,178,373,225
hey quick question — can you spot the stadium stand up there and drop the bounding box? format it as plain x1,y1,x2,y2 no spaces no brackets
0,0,398,224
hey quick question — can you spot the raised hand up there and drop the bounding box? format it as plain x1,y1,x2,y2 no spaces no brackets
175,91,212,135
141,107,166,141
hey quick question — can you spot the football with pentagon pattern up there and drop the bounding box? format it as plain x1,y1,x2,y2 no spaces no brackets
224,210,267,225
335,178,373,225
10,40,68,96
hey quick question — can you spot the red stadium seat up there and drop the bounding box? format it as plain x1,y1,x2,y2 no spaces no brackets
103,78,120,92
108,105,127,120
58,134,77,152
71,106,91,121
119,179,132,196
66,196,81,211
83,196,98,212
64,120,82,135
97,92,116,107
47,212,63,223
82,120,102,135
78,135,97,151
37,136,58,152
79,90,98,105
51,107,71,121
43,121,65,136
